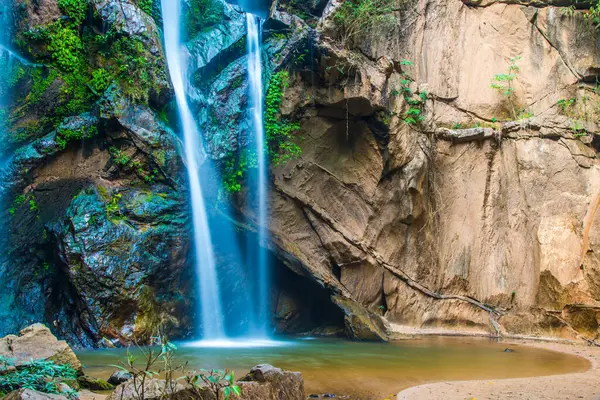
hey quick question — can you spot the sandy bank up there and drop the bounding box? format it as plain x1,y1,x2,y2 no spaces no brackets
397,339,600,400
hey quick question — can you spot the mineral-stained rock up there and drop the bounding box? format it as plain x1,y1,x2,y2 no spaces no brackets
0,324,81,371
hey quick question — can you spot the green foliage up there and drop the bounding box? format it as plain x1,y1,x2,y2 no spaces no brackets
57,0,88,25
395,60,427,126
0,359,78,398
187,369,241,400
97,36,162,103
333,0,398,48
265,71,302,165
491,56,522,120
185,0,225,38
47,23,84,73
90,68,112,94
222,150,255,194
55,125,98,150
8,194,26,216
111,339,239,400
106,193,122,219
585,0,600,27
137,0,153,15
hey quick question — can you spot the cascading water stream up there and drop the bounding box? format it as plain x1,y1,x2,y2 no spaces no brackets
246,13,269,336
160,0,226,340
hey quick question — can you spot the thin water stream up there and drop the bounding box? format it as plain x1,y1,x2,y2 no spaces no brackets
161,0,225,339
246,12,269,336
77,337,590,400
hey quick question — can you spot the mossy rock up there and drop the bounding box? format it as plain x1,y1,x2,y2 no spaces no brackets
77,376,115,391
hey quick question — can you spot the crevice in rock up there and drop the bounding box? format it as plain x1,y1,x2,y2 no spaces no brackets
274,183,505,320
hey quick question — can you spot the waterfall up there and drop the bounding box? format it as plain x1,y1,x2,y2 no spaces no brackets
161,0,226,340
246,13,269,336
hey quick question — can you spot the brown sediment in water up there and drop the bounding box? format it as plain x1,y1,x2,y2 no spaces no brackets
76,337,590,400
397,339,600,400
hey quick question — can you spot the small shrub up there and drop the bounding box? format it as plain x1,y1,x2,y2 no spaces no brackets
490,56,522,120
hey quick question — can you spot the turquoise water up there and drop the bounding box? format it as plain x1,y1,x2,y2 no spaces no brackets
76,337,590,399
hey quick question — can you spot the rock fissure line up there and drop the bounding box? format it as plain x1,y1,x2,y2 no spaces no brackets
274,183,505,320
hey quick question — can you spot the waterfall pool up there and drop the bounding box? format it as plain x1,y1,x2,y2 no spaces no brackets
76,337,590,399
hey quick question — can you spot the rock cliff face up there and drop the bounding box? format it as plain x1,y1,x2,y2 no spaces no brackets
242,0,599,341
1,0,598,346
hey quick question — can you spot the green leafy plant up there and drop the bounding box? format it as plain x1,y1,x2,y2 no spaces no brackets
395,60,427,126
137,0,153,15
57,0,88,25
112,339,240,400
187,369,241,400
0,359,78,398
47,23,84,73
490,56,522,120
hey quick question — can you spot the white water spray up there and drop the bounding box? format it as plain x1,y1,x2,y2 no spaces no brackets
246,13,269,335
161,0,225,339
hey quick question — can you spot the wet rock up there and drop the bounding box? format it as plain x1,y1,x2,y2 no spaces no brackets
0,324,81,371
504,348,515,353
107,370,133,386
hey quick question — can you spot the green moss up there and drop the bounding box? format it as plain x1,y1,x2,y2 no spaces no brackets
185,0,225,38
77,376,114,391
106,193,122,220
265,71,301,165
57,0,89,25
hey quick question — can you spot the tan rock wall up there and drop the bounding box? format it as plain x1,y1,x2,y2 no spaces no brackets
262,0,600,340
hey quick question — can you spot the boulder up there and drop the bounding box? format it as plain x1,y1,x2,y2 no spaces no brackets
239,364,305,400
3,389,67,400
107,370,133,386
106,379,211,400
0,324,81,371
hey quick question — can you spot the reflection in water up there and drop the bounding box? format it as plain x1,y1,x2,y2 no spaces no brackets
77,337,590,400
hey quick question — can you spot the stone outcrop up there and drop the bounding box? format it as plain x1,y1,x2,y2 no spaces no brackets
0,324,81,371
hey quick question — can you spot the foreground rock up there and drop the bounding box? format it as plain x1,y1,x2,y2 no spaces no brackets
107,364,304,400
3,389,68,400
0,324,81,371
107,370,133,386
239,364,305,400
